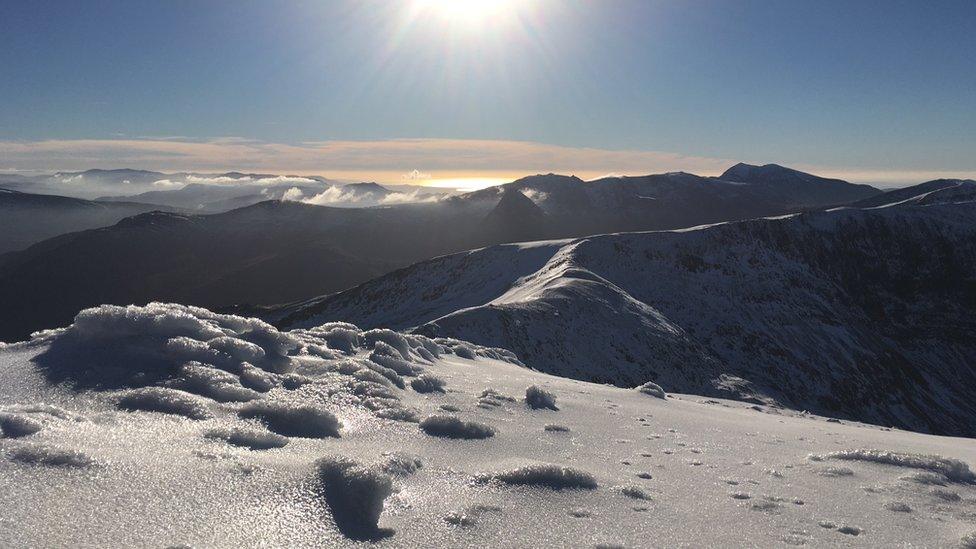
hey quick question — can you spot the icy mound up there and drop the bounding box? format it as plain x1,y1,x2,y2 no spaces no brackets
204,426,288,450
238,402,341,438
6,443,98,468
410,374,446,393
419,415,496,439
479,463,598,490
0,404,85,439
316,456,394,540
0,413,44,438
22,303,516,432
117,387,213,420
525,385,558,410
810,449,976,484
636,381,667,399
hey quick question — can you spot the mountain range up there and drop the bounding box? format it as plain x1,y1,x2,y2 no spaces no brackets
278,179,976,437
0,163,886,342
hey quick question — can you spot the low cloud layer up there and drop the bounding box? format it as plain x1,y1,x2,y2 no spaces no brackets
0,137,971,186
293,186,441,207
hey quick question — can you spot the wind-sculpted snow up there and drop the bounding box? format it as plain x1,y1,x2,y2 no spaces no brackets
238,402,342,438
316,456,394,540
478,463,598,490
0,412,45,438
204,426,289,450
419,415,496,439
3,302,976,547
810,449,976,484
6,443,98,468
282,201,976,437
117,387,214,420
636,381,667,399
525,385,558,410
410,374,446,393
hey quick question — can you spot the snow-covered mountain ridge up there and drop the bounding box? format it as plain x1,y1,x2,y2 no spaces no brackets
281,200,976,437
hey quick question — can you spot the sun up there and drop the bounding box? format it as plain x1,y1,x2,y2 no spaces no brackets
414,0,518,25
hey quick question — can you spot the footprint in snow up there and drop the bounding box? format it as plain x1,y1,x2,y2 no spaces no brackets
883,501,912,513
750,500,781,513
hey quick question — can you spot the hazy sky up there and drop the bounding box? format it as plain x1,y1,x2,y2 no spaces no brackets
1,0,974,186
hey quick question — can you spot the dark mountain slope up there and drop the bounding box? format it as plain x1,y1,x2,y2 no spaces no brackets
0,188,176,253
851,179,976,208
720,162,880,206
478,188,551,244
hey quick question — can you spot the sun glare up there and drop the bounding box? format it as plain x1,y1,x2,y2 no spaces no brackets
414,0,518,25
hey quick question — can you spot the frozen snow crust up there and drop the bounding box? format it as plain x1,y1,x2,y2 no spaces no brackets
2,302,976,547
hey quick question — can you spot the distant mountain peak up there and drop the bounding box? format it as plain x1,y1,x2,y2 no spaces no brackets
494,187,545,214
511,173,584,186
721,162,799,181
480,188,549,243
345,182,390,193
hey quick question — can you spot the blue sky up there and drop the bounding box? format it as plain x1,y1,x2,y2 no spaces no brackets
1,0,973,185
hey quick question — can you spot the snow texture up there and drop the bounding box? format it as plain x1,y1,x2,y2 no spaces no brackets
2,302,976,547
481,463,598,490
238,402,341,438
204,426,289,450
812,449,976,484
410,374,446,394
117,387,213,420
636,381,667,399
525,385,558,410
315,456,394,540
419,415,496,439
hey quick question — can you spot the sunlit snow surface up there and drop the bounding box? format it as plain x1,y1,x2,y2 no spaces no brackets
1,303,976,547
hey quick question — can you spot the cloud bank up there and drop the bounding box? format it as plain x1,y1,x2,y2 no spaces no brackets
0,137,971,186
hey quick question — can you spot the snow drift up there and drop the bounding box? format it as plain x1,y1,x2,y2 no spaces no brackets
2,302,976,547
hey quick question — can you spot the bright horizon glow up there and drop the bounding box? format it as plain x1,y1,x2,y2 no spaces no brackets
420,176,513,191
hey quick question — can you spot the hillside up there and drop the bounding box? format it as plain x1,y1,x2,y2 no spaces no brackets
0,188,175,253
280,200,976,437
